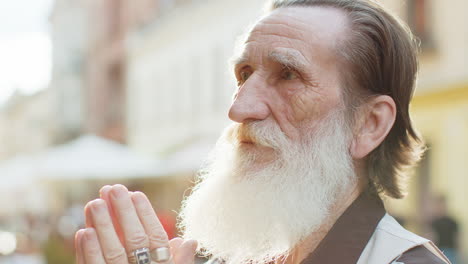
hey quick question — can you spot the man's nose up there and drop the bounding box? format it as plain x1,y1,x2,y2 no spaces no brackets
228,76,270,123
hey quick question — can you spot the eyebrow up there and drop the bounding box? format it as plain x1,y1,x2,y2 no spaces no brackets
229,53,248,71
268,48,309,72
230,48,310,73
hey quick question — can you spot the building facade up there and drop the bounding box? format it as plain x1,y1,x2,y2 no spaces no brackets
49,0,88,143
83,0,127,143
0,90,57,159
126,0,265,155
48,0,162,143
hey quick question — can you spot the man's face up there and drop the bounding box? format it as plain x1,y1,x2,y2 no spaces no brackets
229,6,348,142
179,7,356,264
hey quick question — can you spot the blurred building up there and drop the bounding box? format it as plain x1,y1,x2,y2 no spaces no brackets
384,0,468,262
49,0,161,144
0,1,205,262
125,0,265,156
0,90,57,159
84,0,127,143
49,0,88,143
0,0,89,159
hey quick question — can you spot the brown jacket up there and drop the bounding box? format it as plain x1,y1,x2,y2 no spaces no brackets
301,192,450,264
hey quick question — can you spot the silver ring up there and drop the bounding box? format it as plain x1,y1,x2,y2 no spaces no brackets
151,247,171,263
128,247,151,264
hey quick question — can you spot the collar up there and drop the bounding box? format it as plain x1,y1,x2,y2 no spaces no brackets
300,191,386,264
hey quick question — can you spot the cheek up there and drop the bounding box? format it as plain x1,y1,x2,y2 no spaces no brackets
290,88,325,121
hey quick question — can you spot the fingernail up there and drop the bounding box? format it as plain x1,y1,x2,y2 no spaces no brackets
75,229,85,240
91,199,106,213
99,185,111,197
84,228,96,240
131,191,146,203
187,240,198,251
111,185,127,199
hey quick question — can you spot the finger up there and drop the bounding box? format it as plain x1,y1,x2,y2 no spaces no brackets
75,229,86,264
110,184,150,252
81,228,106,264
131,191,170,251
169,237,184,256
100,185,125,245
88,199,127,264
85,203,94,228
173,240,197,264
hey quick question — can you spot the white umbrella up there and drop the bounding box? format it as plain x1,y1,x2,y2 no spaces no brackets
0,155,39,191
162,139,215,175
38,134,164,180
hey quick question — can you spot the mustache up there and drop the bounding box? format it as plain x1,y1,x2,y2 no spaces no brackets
234,124,256,143
225,120,288,149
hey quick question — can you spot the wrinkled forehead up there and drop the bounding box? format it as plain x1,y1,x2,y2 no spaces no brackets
246,6,349,55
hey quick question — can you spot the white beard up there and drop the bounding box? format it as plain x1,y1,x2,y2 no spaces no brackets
178,111,356,264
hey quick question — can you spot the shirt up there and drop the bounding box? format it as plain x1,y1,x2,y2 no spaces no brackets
300,192,450,264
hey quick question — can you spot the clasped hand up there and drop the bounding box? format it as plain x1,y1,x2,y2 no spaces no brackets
75,184,197,264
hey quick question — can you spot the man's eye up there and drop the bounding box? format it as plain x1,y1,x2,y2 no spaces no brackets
237,70,252,85
281,70,298,80
240,71,251,81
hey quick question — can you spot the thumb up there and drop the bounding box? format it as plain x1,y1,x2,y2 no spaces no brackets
172,239,198,264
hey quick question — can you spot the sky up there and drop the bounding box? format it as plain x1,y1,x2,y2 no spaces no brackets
0,0,53,104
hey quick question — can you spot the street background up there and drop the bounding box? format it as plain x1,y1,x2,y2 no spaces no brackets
0,0,466,263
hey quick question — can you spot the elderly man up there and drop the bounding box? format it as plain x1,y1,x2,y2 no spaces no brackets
75,0,450,264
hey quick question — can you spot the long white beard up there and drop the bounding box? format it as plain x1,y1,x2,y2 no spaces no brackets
179,111,356,264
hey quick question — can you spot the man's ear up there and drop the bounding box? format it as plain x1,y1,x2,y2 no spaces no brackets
350,95,396,159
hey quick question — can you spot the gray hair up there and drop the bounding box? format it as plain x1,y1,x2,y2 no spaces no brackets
269,0,425,199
